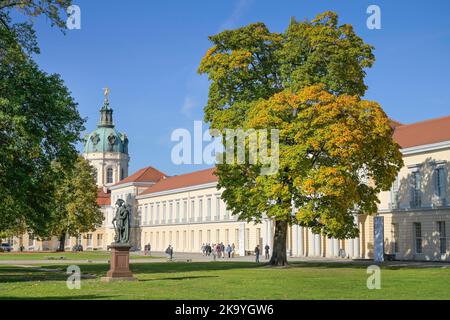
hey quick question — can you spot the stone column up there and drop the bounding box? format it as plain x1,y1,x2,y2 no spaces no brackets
314,233,321,256
353,214,361,258
292,225,298,256
328,237,334,257
333,238,339,257
238,222,245,256
298,226,304,256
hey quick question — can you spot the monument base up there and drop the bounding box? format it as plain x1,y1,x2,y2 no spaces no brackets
102,243,137,282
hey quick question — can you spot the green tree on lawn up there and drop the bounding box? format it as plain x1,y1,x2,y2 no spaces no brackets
50,157,103,252
0,0,89,237
199,12,403,265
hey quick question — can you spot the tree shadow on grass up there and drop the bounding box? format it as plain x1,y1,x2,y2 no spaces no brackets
138,275,219,282
1,295,115,300
0,267,68,283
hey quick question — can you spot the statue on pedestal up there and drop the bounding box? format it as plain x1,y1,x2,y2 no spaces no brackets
112,199,130,244
102,198,136,282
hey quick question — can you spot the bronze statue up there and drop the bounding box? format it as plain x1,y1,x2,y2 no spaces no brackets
112,199,130,244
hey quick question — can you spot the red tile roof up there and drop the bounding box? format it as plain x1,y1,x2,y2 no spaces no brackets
97,187,111,206
139,167,217,196
393,115,450,148
114,166,166,186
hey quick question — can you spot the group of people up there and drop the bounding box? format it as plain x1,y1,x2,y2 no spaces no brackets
201,242,235,260
143,242,271,263
254,244,271,263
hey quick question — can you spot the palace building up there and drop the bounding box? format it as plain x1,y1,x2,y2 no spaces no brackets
12,97,450,261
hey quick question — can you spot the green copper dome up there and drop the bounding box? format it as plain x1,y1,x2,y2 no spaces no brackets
83,100,128,154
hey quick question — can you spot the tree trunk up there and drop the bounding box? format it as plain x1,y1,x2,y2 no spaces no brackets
58,233,66,252
269,220,288,266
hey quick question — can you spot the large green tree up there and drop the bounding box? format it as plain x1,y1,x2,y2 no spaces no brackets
0,0,86,236
50,157,102,252
199,12,403,265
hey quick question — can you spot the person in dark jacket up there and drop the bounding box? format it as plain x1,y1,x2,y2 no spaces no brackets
255,245,260,263
264,244,270,259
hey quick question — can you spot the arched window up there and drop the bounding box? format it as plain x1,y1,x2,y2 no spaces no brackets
121,168,124,180
106,167,113,184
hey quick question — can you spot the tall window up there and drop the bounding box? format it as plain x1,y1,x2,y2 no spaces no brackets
190,200,195,222
438,221,447,255
93,168,98,185
150,204,154,224
207,197,212,221
183,200,188,222
87,234,93,247
391,223,399,253
144,206,148,225
216,197,221,221
176,201,180,222
97,234,103,247
106,167,114,184
120,168,124,181
413,223,422,254
162,202,167,224
435,167,446,199
156,204,160,224
198,198,203,222
169,202,173,223
390,176,399,209
28,233,34,247
410,171,421,208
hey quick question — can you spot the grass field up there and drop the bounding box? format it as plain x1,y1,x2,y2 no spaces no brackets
0,251,159,261
0,261,449,300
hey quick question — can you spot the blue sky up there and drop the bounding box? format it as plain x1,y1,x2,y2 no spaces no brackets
28,0,450,176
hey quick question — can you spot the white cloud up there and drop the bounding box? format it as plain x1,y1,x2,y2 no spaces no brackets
181,96,198,118
219,0,253,32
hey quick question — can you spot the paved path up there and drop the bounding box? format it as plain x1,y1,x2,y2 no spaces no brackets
1,252,450,268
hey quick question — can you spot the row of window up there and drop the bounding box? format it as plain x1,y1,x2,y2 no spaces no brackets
93,167,125,184
137,196,232,226
391,221,447,255
142,227,260,251
391,165,448,208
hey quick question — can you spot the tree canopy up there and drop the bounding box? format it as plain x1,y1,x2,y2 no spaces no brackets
0,0,88,236
199,12,402,265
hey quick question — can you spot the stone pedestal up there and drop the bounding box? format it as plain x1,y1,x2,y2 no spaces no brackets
101,243,137,282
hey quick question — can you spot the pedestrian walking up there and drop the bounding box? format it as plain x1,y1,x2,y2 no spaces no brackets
226,244,232,258
264,244,270,260
165,245,173,261
212,244,217,261
255,245,260,263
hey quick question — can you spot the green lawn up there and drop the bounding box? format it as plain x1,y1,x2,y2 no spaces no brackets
0,251,159,261
0,261,449,299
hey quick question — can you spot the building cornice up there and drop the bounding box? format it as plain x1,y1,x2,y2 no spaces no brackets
110,181,156,191
136,182,219,200
401,140,450,155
